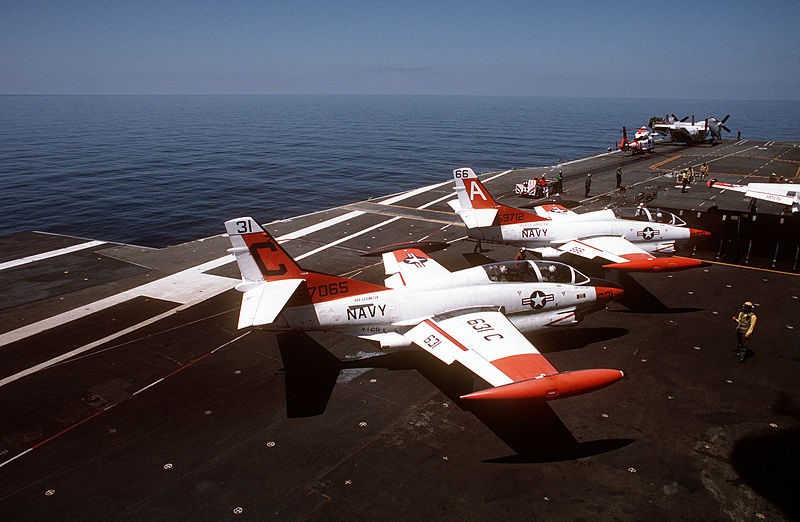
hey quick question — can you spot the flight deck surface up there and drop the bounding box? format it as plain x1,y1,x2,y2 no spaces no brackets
0,139,798,520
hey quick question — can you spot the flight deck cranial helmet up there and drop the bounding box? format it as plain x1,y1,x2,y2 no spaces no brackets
742,301,753,312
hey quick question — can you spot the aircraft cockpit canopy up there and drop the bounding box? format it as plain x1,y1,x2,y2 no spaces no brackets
612,206,686,226
482,260,590,285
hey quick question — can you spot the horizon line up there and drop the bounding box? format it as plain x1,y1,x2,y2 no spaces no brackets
1,93,798,102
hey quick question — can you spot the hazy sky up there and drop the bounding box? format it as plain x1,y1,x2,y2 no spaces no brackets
1,0,798,99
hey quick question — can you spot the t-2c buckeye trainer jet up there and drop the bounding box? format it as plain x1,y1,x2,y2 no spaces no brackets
225,217,625,401
448,168,710,272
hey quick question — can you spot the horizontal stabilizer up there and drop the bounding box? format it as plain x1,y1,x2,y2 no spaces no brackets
447,199,462,213
460,368,624,401
602,257,703,272
238,279,304,328
455,208,499,228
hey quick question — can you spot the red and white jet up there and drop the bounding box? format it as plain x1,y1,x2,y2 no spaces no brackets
708,178,799,214
617,126,654,154
449,168,710,271
225,217,625,401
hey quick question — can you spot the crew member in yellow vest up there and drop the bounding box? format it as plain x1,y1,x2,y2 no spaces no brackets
681,170,689,193
732,301,757,363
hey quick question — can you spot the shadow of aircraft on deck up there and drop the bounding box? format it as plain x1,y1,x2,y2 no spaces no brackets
528,326,629,354
274,331,633,462
607,272,703,314
731,393,800,521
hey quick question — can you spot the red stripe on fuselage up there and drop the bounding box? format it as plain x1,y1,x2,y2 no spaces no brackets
493,205,549,225
545,311,576,326
289,272,388,305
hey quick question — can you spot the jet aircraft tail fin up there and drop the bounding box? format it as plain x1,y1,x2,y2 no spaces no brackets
224,217,388,328
453,168,499,210
225,217,303,283
451,168,548,228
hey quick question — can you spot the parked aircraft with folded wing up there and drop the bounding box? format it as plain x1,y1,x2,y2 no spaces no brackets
649,114,731,144
448,168,710,271
225,217,625,401
708,179,799,214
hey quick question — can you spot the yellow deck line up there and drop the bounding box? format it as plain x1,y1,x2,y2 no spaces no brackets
686,256,800,277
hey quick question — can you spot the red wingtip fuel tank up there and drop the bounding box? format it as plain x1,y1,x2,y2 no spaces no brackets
460,369,624,401
602,257,704,272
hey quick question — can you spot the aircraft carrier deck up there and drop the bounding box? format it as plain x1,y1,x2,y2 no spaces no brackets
1,138,798,520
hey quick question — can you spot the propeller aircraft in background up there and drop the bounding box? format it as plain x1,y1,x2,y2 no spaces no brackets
649,113,731,144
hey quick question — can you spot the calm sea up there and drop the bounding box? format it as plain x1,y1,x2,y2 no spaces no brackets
1,95,798,247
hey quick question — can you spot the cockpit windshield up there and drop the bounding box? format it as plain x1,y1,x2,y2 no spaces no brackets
482,260,590,285
612,206,650,221
612,206,685,226
650,208,685,225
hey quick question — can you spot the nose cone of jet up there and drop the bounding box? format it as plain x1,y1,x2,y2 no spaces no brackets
596,286,625,300
588,278,624,301
690,228,711,239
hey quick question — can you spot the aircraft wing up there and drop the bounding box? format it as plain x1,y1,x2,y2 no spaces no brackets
405,310,623,400
711,181,796,207
709,181,750,194
557,236,638,264
651,124,674,135
382,248,451,288
742,190,795,207
533,203,577,219
557,236,701,271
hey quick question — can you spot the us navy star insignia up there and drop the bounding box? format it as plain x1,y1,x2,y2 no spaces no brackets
522,290,554,309
637,226,660,241
402,253,428,268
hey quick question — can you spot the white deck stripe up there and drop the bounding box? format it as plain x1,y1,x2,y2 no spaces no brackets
295,217,402,261
380,180,452,204
293,178,475,259
0,256,235,348
277,210,365,241
0,448,32,469
418,192,457,210
485,169,514,182
0,240,106,271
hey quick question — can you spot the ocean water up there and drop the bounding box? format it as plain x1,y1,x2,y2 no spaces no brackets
1,95,798,247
